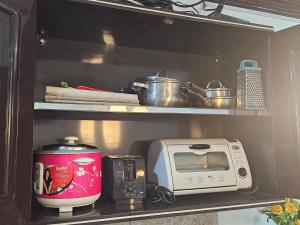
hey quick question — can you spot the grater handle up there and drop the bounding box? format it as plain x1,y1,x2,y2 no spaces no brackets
239,60,259,70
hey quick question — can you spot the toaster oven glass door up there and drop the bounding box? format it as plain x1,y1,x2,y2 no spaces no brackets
174,152,230,173
168,145,237,190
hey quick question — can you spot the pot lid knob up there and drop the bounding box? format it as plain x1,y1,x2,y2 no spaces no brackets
63,136,79,145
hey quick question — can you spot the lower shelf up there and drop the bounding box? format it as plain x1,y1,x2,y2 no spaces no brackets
30,192,283,225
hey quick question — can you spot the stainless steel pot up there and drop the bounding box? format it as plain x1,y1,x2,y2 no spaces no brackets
188,80,232,98
205,80,232,97
187,81,236,108
204,96,236,108
130,71,190,107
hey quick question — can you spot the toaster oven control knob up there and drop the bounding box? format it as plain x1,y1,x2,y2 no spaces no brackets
238,167,247,178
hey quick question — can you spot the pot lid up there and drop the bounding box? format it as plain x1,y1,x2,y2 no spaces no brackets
39,136,98,151
135,70,178,83
206,80,232,91
206,87,232,91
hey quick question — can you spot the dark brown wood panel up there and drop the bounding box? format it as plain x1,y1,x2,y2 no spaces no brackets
0,0,35,224
270,26,300,198
0,8,10,196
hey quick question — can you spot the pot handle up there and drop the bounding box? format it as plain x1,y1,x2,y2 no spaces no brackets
63,136,79,145
185,82,206,102
131,82,149,90
33,162,44,195
155,70,168,78
207,80,224,89
239,59,259,70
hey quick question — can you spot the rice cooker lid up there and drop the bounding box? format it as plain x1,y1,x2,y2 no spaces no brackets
37,136,100,154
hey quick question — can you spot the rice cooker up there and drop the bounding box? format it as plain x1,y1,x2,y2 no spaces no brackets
33,137,102,212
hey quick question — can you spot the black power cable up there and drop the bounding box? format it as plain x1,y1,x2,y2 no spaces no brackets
207,0,227,17
126,0,205,14
125,0,231,17
172,0,204,8
147,182,176,204
136,0,173,9
174,1,200,14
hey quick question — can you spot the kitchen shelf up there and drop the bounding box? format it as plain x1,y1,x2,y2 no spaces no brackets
34,102,270,116
30,192,283,225
70,0,274,32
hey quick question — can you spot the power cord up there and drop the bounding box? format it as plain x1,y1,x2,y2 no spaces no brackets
202,0,226,17
174,1,199,15
125,0,205,14
133,0,173,9
147,182,176,204
208,0,226,17
172,0,204,8
133,0,205,8
124,0,230,17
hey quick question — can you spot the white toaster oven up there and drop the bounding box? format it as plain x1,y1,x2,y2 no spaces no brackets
147,139,252,196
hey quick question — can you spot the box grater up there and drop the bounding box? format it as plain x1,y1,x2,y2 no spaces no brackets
237,60,265,109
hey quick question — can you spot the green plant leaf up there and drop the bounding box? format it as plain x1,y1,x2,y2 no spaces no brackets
60,81,70,88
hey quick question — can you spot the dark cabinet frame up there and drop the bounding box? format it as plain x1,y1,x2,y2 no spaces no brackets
0,0,20,198
0,0,35,224
1,0,300,225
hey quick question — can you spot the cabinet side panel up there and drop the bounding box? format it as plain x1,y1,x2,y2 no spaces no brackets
271,25,300,197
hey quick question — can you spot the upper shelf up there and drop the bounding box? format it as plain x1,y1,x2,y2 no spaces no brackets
71,0,273,31
34,102,269,116
38,0,272,55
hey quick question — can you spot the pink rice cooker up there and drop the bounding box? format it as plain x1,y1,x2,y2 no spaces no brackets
33,137,102,212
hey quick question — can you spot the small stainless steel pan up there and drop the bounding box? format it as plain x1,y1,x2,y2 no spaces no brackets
186,81,236,108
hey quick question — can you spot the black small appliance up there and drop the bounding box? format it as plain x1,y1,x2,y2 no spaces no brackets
102,155,146,205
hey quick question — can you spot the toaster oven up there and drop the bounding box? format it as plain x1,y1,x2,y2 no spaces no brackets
147,139,252,196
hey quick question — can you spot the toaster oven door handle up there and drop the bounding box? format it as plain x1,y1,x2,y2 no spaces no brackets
189,144,211,150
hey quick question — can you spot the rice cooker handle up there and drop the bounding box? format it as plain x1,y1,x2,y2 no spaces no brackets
33,162,44,195
64,136,79,145
72,157,95,166
189,144,211,150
